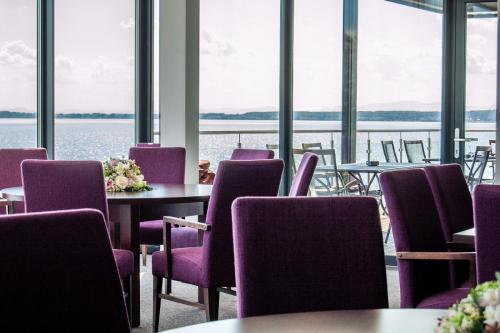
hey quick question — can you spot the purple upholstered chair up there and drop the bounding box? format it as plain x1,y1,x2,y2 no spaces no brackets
151,160,283,331
137,143,161,147
232,196,388,318
424,164,473,287
128,147,195,265
474,184,500,283
380,169,474,309
289,152,318,197
21,160,134,315
0,148,47,214
0,209,130,332
230,148,274,160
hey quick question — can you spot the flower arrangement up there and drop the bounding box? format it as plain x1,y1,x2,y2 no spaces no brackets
437,273,500,333
103,158,152,193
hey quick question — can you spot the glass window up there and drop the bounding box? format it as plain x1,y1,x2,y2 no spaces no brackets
54,0,135,160
357,0,443,164
0,0,37,148
199,0,280,171
293,0,343,194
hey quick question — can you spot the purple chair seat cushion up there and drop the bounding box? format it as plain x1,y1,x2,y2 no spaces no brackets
152,247,204,286
140,221,199,247
113,249,134,279
417,288,469,309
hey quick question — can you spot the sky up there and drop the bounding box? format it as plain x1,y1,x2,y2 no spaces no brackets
0,0,497,114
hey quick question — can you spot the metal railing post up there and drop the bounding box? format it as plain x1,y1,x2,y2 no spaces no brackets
366,132,371,161
399,132,404,162
427,131,432,159
238,133,242,148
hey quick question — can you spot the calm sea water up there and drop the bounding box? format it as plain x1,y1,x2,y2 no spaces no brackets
0,119,495,171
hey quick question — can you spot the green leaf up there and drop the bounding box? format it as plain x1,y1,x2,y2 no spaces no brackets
496,272,500,281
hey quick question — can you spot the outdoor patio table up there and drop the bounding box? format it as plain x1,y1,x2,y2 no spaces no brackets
1,183,212,328
316,162,426,195
162,309,446,333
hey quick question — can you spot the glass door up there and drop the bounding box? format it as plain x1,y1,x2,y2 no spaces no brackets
464,2,497,184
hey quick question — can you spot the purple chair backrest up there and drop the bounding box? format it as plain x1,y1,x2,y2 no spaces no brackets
230,148,274,160
424,164,472,241
22,160,110,224
232,196,388,318
0,148,47,214
474,184,500,283
129,147,185,184
0,209,130,332
137,143,161,147
289,153,318,197
380,169,451,308
202,160,283,287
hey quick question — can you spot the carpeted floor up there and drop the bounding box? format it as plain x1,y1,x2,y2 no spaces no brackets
132,258,401,333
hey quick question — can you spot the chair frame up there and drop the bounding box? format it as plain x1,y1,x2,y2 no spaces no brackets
466,146,492,190
403,140,427,163
153,216,228,331
381,140,399,163
396,251,476,286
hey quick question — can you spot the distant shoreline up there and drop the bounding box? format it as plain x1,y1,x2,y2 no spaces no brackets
0,110,495,122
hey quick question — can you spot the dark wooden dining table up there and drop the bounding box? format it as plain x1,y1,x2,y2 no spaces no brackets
452,227,475,245
1,183,212,328
161,309,446,333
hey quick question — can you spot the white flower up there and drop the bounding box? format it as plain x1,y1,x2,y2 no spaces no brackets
484,305,500,327
479,289,500,307
134,174,144,182
115,176,129,189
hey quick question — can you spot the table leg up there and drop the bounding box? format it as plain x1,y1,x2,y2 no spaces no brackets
109,204,141,328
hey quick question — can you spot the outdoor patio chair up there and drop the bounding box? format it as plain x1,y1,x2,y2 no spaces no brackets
466,146,492,190
381,140,398,163
301,142,358,196
403,140,426,163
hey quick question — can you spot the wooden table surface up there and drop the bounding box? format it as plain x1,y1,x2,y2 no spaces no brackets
162,309,446,333
452,228,475,245
1,183,212,328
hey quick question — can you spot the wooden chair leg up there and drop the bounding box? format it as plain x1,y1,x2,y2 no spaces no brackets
203,287,220,321
142,245,148,266
153,276,163,333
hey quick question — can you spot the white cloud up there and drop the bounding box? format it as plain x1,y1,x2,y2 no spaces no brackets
120,17,135,29
200,29,237,57
90,56,133,83
0,40,36,67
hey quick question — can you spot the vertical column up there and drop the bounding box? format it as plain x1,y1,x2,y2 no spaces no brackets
135,0,154,144
441,0,466,164
341,0,358,164
37,0,55,159
159,0,200,184
279,0,294,194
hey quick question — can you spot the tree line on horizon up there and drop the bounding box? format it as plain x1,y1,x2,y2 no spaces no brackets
0,110,495,122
